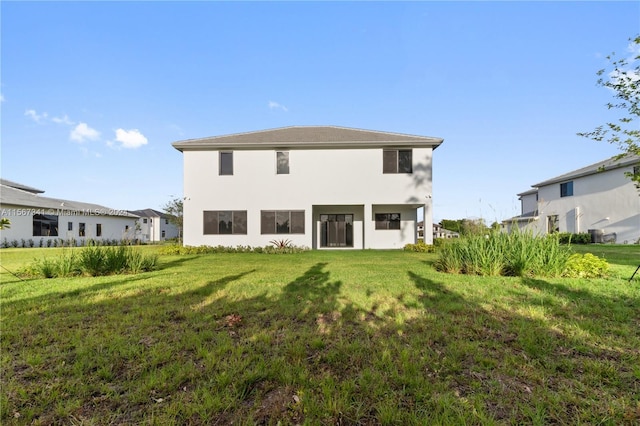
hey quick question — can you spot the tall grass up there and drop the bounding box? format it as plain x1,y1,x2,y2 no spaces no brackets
435,230,573,277
24,246,158,278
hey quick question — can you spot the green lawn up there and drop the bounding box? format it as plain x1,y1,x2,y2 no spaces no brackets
1,245,639,424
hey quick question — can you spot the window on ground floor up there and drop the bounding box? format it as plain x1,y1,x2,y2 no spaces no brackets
96,224,102,237
79,223,86,237
203,210,247,234
375,213,401,230
68,222,73,231
261,210,304,234
33,214,59,237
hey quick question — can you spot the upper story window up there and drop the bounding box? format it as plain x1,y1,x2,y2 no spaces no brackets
276,151,289,174
383,149,412,174
560,181,573,197
143,218,148,224
219,151,234,175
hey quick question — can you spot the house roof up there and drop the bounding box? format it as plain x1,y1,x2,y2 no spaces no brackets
517,188,538,197
0,182,139,218
129,208,169,219
532,154,640,187
172,125,444,151
502,210,539,223
0,179,44,194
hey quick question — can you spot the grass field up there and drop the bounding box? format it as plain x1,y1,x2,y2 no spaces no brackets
1,245,639,424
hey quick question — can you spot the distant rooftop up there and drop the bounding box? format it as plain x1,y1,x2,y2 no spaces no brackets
0,179,44,194
532,154,639,187
129,208,169,219
0,180,138,218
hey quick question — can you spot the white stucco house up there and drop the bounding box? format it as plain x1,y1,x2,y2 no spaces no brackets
0,179,139,245
503,154,640,244
128,208,180,242
172,126,444,249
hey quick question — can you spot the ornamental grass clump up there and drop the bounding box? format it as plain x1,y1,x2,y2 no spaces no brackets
22,246,158,278
434,230,573,277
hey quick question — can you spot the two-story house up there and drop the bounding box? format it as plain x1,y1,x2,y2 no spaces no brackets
504,154,640,244
128,209,180,242
172,126,444,249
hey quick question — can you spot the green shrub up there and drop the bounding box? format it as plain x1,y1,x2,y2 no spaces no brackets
158,244,308,255
563,253,609,278
403,240,435,252
558,232,591,245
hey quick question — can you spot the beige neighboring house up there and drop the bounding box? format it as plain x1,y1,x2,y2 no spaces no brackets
504,154,640,244
173,126,444,248
128,209,180,242
0,179,139,245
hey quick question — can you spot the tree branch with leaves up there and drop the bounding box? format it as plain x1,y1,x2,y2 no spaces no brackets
578,35,640,187
163,197,184,244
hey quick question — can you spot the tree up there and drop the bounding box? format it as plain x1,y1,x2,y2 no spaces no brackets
578,35,640,187
163,197,183,243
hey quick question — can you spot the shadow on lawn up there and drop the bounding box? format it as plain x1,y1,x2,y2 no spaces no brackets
3,261,640,425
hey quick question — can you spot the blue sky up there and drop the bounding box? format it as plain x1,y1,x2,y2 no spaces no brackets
2,1,638,224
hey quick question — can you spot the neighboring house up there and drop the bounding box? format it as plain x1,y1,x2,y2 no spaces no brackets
503,154,640,244
172,126,444,248
0,179,139,244
128,208,180,242
433,223,460,239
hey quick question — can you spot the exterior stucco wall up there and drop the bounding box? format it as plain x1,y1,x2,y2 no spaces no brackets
533,165,639,243
0,203,138,244
182,147,434,248
520,193,538,214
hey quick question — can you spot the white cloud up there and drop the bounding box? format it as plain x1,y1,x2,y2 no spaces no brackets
0,93,5,102
52,114,74,125
114,128,148,149
25,109,48,123
268,101,288,112
70,122,100,143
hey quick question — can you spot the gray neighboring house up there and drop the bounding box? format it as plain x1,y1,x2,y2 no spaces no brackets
0,179,139,245
503,154,640,243
128,208,180,242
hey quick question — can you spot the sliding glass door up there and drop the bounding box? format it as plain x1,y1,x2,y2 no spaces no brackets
320,214,353,248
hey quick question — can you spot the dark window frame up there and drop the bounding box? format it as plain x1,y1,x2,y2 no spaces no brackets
96,223,102,237
560,181,573,197
68,222,73,231
276,151,290,175
79,222,86,237
375,213,401,230
260,210,305,234
33,214,59,237
383,149,413,174
219,151,234,175
203,210,247,235
547,215,559,234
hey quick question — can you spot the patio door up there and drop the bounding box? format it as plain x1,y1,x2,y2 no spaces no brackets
320,214,353,247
